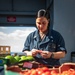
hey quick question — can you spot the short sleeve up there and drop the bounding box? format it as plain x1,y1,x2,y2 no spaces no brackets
56,32,67,53
52,30,67,53
22,34,31,52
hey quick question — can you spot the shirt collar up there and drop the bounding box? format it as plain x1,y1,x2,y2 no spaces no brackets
33,30,54,43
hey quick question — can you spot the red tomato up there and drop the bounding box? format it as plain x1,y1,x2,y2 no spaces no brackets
51,70,58,75
42,67,50,72
35,67,51,75
37,69,43,75
30,69,38,75
41,71,51,75
21,70,30,75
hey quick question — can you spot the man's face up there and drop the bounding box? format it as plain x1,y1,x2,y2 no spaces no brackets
36,17,49,33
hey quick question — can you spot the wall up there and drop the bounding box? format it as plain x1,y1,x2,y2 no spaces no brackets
54,0,75,63
0,0,52,26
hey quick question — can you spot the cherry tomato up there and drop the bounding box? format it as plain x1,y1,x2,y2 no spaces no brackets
51,70,58,75
42,67,50,72
41,71,51,75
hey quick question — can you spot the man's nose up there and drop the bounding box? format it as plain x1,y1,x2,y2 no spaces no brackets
39,24,43,28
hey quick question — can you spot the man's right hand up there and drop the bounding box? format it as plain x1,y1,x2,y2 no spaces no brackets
31,49,39,56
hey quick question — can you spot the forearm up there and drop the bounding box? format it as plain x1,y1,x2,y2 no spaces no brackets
51,51,66,59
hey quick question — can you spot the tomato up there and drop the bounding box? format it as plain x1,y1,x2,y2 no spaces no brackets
37,69,43,75
35,67,51,75
51,70,58,75
41,71,51,75
20,70,28,74
42,67,50,72
35,67,45,75
30,69,38,75
61,69,75,75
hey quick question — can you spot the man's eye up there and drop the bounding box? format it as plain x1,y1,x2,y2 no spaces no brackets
37,22,46,25
37,22,41,25
42,22,46,25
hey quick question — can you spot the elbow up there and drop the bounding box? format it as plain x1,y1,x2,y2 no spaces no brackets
61,51,66,58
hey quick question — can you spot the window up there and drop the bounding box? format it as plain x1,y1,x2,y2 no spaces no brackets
0,26,36,52
1,47,3,51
